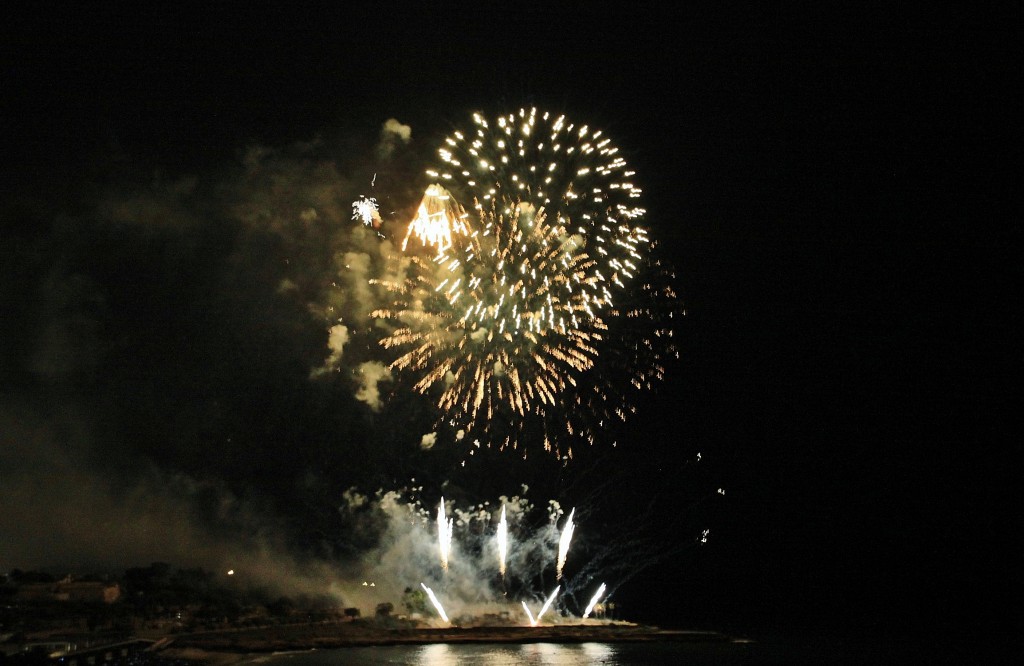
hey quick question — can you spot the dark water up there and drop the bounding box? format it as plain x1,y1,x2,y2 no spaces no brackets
241,641,765,666
228,634,1016,665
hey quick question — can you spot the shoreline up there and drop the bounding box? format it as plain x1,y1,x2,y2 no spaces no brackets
157,622,739,662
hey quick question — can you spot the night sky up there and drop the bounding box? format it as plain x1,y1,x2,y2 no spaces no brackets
1,2,1016,654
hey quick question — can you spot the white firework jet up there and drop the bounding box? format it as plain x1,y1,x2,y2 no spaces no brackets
437,496,454,571
556,508,576,580
521,600,536,626
582,582,607,619
536,585,560,625
497,503,508,577
420,582,450,623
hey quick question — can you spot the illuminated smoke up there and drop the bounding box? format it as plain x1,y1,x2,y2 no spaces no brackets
377,118,412,159
420,582,449,623
557,508,575,580
354,361,391,411
582,582,606,619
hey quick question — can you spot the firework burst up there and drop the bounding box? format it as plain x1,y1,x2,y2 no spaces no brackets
427,107,648,300
401,184,469,252
372,110,680,457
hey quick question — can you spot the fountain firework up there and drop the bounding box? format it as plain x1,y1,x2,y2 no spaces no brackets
536,585,561,625
419,582,450,623
582,582,607,619
497,504,508,577
437,497,453,571
556,508,575,579
521,601,536,626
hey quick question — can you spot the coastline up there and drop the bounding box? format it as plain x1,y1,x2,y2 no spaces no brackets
156,622,738,662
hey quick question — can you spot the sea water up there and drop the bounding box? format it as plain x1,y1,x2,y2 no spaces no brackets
244,641,763,666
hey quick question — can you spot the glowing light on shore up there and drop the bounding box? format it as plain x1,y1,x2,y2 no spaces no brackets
402,184,469,252
420,583,450,623
497,504,508,576
437,497,454,570
556,508,576,579
582,582,607,619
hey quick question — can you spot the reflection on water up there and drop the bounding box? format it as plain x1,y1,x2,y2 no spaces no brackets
410,642,615,665
255,641,754,666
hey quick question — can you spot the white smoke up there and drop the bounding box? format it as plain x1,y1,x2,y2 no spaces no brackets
310,323,350,378
376,118,412,159
355,361,392,411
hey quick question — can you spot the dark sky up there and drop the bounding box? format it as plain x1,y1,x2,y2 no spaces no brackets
1,1,1017,652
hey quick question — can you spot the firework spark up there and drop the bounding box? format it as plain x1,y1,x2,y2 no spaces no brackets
420,582,450,623
582,582,606,619
556,508,575,580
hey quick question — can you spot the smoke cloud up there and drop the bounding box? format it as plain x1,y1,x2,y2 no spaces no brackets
355,361,392,411
377,118,412,159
